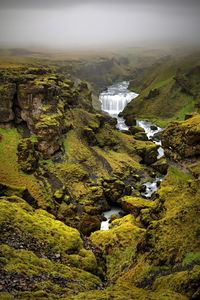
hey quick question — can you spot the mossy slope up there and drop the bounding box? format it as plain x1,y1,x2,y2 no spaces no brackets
123,52,200,126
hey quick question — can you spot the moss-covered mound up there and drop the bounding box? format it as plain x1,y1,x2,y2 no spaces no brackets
0,244,101,299
0,198,99,273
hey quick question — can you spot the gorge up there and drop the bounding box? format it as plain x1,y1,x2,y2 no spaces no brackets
0,48,200,300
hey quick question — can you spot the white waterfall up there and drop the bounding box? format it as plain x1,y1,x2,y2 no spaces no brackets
99,81,138,130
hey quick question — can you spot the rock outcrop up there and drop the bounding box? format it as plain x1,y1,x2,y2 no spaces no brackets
162,115,200,160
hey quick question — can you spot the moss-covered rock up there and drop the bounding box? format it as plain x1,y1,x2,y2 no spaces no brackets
162,114,200,160
0,182,38,208
79,214,101,236
152,157,168,174
121,196,154,217
134,132,148,141
135,142,159,165
129,125,146,135
91,214,145,281
17,138,39,173
152,265,200,299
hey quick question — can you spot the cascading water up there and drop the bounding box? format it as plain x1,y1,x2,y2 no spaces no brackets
99,81,166,229
136,120,164,159
99,81,138,130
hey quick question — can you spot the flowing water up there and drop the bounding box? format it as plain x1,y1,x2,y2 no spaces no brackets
136,120,164,159
100,207,124,230
99,81,138,130
99,81,165,229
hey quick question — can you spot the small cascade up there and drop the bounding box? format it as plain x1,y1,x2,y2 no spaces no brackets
100,207,124,230
141,175,165,198
99,81,138,130
136,120,164,159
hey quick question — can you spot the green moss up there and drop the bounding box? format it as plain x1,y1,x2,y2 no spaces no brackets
0,244,101,298
182,252,200,266
91,214,145,281
152,265,200,299
124,53,200,126
0,199,82,256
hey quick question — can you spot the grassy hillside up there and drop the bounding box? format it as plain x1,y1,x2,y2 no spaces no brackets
123,50,200,126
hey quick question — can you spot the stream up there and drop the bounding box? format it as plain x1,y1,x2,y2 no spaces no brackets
99,81,165,230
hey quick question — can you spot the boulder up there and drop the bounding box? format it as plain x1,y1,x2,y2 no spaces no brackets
144,144,159,165
121,196,153,217
103,179,125,204
152,157,168,174
135,142,159,165
134,132,148,141
129,126,145,135
152,131,162,142
79,215,101,236
150,125,158,131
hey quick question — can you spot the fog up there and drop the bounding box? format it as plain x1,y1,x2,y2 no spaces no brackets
0,0,199,49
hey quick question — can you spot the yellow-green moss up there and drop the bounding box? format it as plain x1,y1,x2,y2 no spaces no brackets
91,214,145,281
0,244,101,299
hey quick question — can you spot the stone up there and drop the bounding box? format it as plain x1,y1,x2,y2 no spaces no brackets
79,215,101,236
152,157,168,174
162,115,200,160
121,196,153,217
150,125,158,131
134,132,148,141
129,126,145,135
17,138,39,173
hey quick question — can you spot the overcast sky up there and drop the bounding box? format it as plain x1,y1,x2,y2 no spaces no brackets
0,0,199,49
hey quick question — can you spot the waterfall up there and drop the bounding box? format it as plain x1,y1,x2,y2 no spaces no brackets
99,81,138,130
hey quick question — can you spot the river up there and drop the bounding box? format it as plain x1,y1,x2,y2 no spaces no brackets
99,81,165,230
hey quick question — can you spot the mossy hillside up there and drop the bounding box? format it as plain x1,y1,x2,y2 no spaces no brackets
123,52,200,126
0,198,99,273
0,128,49,208
152,265,200,299
91,214,145,281
71,283,188,300
116,167,200,295
0,244,101,299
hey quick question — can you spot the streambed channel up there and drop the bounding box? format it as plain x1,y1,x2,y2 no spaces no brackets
99,81,165,230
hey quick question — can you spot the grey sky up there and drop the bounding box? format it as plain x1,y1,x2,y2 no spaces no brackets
0,0,199,49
